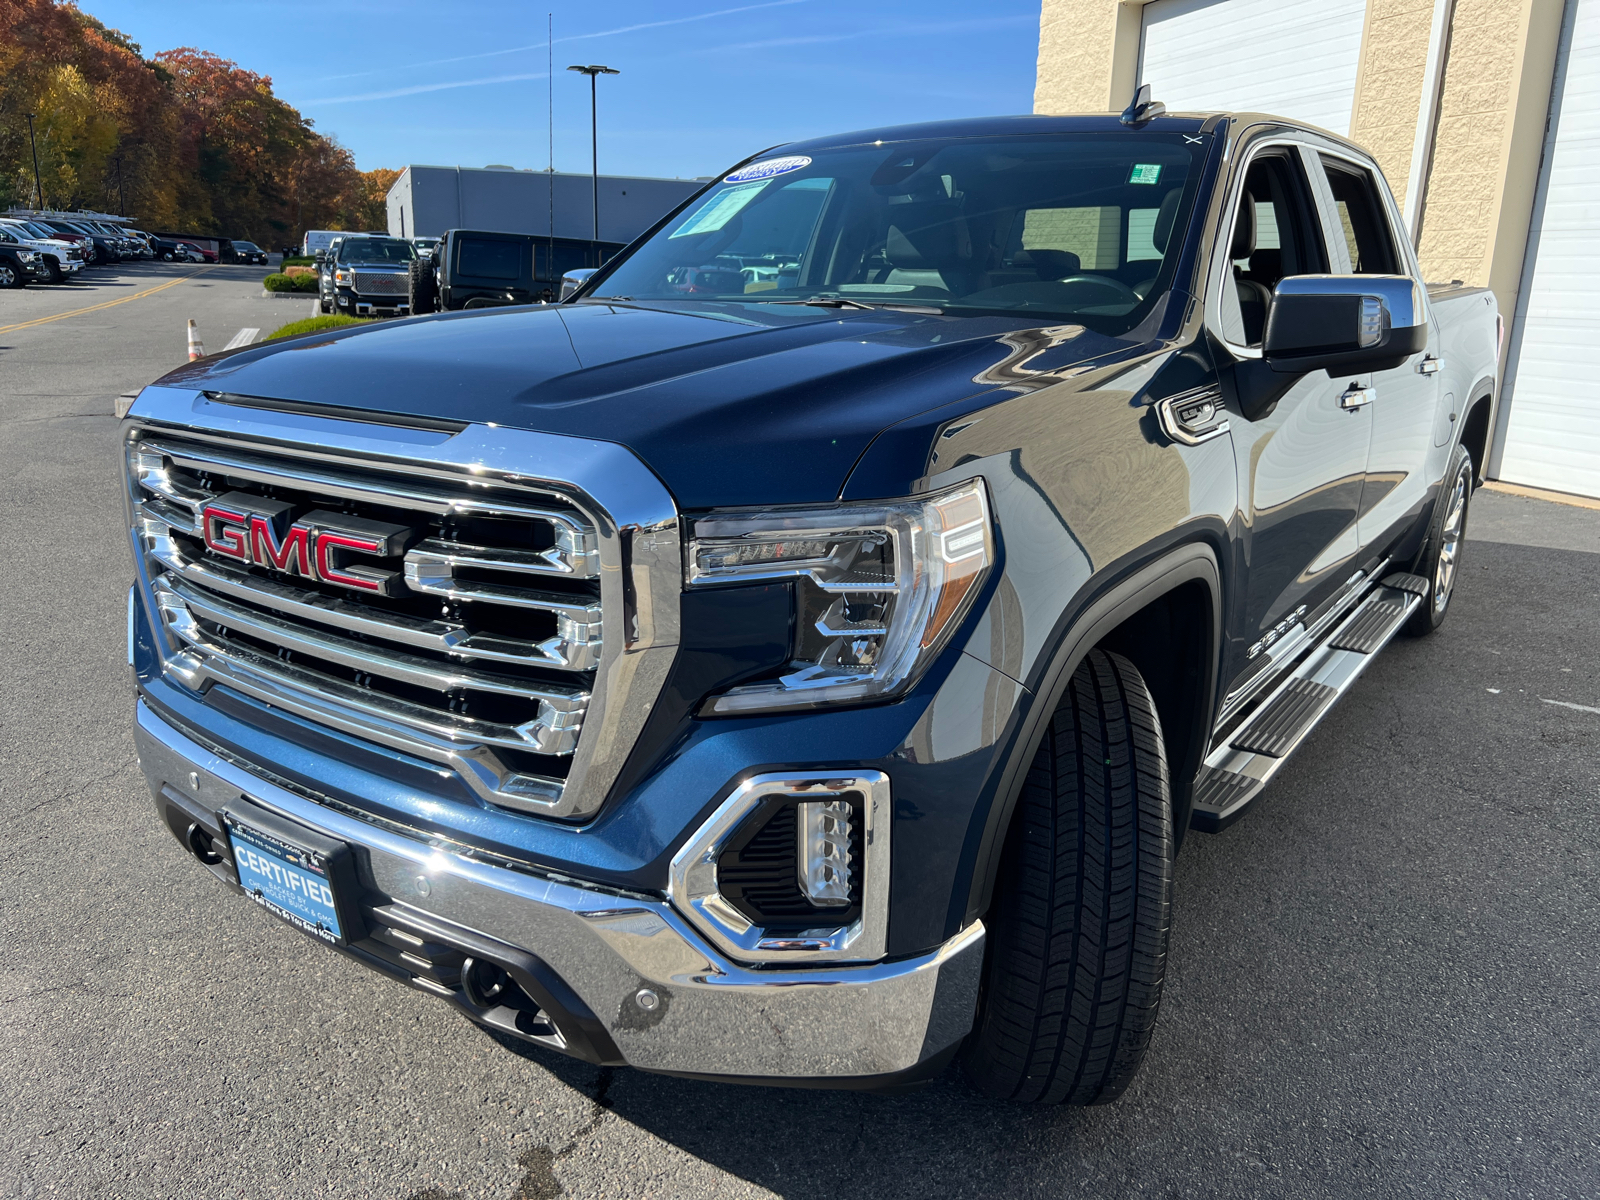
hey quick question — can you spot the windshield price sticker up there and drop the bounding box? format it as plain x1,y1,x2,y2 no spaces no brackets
1129,163,1163,185
724,155,812,183
670,180,771,239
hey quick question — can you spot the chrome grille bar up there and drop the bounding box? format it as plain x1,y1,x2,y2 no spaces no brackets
144,530,570,669
157,575,586,716
136,438,599,577
125,386,682,822
156,589,584,757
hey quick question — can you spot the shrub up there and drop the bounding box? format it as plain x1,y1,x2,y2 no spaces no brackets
266,314,365,340
262,273,295,292
293,273,320,292
282,256,316,267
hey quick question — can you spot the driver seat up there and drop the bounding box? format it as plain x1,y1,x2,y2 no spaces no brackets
1231,192,1272,344
880,204,971,291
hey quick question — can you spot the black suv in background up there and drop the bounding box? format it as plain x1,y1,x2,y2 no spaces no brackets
409,230,623,311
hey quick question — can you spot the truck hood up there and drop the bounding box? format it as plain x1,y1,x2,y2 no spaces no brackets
152,300,1138,508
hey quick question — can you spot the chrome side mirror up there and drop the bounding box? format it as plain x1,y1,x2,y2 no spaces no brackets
1265,274,1426,375
560,267,597,300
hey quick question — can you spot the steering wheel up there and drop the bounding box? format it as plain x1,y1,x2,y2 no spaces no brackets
1056,274,1143,306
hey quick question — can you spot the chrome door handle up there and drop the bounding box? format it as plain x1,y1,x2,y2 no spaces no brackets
1418,356,1443,375
1340,385,1375,410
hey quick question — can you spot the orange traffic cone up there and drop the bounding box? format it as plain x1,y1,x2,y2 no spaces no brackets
187,319,205,361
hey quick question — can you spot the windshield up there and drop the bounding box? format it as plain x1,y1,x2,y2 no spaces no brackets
234,242,260,251
338,237,414,263
591,132,1206,333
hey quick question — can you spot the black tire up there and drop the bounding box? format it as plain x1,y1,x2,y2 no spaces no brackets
0,260,26,288
319,293,332,315
1404,443,1473,637
963,649,1173,1106
408,258,438,314
42,258,64,284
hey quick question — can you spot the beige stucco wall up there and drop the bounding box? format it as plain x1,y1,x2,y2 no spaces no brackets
1420,0,1562,314
1035,0,1135,113
1347,0,1437,213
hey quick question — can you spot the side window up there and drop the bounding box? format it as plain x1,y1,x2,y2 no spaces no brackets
1318,156,1399,275
1221,149,1328,346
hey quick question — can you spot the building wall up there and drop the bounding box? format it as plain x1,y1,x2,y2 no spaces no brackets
1346,0,1437,213
386,168,703,244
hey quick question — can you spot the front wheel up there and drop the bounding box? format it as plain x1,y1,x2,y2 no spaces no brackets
1404,443,1473,636
0,262,25,288
962,649,1174,1105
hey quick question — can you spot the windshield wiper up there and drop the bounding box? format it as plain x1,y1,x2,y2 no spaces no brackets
772,296,877,310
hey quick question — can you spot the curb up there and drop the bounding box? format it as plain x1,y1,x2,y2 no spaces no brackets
1482,480,1600,511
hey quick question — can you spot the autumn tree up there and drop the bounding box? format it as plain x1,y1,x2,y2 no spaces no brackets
0,0,378,244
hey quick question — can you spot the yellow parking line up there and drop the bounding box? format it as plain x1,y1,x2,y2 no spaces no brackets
0,266,217,335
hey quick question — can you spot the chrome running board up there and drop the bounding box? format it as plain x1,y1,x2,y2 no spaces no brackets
1191,574,1426,832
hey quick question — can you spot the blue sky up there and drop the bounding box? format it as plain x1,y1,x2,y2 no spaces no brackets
86,1,1043,179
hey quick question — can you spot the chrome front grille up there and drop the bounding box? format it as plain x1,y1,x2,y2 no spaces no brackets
353,270,408,295
125,391,682,822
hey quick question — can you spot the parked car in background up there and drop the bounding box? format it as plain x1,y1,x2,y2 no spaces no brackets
0,218,85,282
409,231,621,311
40,221,116,265
175,240,218,263
322,235,415,316
0,240,46,287
231,240,270,265
410,236,440,260
126,230,157,259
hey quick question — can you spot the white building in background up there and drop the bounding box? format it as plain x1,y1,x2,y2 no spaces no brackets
385,165,705,245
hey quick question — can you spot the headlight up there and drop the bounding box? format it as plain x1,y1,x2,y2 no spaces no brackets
18,250,39,262
687,478,994,713
334,268,352,285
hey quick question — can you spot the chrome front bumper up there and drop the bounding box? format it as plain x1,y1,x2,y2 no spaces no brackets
133,699,984,1084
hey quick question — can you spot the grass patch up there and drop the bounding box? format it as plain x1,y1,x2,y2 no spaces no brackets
266,314,366,340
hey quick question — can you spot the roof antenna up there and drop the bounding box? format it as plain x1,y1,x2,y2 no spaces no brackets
1120,83,1166,127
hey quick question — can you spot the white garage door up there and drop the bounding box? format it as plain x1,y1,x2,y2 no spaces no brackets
1138,0,1370,135
1496,0,1600,499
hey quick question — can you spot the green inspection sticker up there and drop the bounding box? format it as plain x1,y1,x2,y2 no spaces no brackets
1129,163,1163,185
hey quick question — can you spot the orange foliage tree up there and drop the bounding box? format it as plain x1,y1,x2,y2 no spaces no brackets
0,0,384,244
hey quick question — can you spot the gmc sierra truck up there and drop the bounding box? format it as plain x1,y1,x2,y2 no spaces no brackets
123,102,1500,1104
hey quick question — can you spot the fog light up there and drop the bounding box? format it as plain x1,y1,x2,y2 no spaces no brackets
797,799,852,906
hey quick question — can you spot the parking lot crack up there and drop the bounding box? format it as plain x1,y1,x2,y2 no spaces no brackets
6,757,137,821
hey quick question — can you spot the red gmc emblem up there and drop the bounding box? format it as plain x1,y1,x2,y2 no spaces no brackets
200,491,409,596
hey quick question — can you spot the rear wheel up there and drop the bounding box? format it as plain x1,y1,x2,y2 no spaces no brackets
963,649,1173,1105
1404,443,1473,637
408,259,438,314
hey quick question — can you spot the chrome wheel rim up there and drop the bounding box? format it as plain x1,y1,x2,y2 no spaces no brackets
0,265,13,285
1433,469,1468,614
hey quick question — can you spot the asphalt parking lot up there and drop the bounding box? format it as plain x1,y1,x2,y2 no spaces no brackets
2,264,1597,1200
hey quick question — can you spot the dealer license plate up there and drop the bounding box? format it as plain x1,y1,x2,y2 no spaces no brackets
225,813,346,945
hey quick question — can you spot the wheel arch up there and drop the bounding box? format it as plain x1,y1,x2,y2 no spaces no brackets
1458,375,1496,485
961,539,1222,928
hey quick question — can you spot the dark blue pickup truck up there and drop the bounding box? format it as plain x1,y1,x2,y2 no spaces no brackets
123,104,1499,1104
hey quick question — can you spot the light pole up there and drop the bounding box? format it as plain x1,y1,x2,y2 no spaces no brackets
566,64,618,244
24,112,44,211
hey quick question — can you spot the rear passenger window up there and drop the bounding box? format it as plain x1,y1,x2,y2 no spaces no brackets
1319,157,1399,274
457,239,523,280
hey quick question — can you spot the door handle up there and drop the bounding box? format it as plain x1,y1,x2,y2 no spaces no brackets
1418,356,1444,375
1339,384,1375,410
